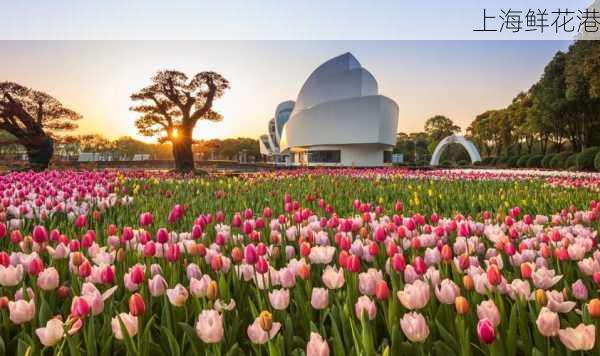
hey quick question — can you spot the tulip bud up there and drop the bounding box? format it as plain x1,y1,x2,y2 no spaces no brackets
486,265,501,286
463,275,474,291
258,311,273,332
455,296,469,315
207,281,219,301
588,298,600,319
535,289,547,306
0,296,9,309
129,293,146,316
477,319,496,344
231,247,243,263
441,245,453,262
78,261,91,278
71,296,90,318
520,263,532,279
58,286,71,299
375,280,390,300
298,264,310,280
28,257,44,276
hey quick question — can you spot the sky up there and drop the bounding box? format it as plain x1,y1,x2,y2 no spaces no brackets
0,41,570,141
0,0,594,40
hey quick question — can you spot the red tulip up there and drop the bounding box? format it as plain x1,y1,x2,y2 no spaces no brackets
129,293,146,316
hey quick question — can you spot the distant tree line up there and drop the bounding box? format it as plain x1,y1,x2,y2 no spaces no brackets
395,41,600,170
0,132,260,163
467,41,600,158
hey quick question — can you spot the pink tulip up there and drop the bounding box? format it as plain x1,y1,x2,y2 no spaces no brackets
546,290,576,313
358,268,383,296
531,267,562,289
166,284,189,307
195,310,224,343
190,275,211,298
558,323,596,351
139,212,153,226
37,267,59,290
32,225,48,243
306,332,330,356
571,279,588,301
0,264,24,287
71,296,90,318
311,288,329,310
536,307,559,337
354,296,377,320
434,279,460,304
397,280,430,310
268,288,290,310
477,300,501,327
111,313,138,340
400,312,429,343
321,266,345,290
247,317,281,344
8,299,35,324
148,274,167,297
36,318,64,346
477,318,496,344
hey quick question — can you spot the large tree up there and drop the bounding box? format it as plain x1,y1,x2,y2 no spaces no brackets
130,70,230,172
424,115,461,144
0,82,81,170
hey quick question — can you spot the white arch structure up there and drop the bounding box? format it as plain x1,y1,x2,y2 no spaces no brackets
430,135,481,166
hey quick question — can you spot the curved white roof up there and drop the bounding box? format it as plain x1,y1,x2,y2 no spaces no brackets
292,53,378,114
280,52,398,151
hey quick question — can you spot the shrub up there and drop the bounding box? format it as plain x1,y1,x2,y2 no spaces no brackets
576,146,600,171
496,156,509,166
541,153,556,168
596,151,600,172
457,160,470,166
549,151,572,169
516,155,531,168
526,154,544,168
481,156,495,166
440,160,452,167
565,153,580,169
507,156,520,167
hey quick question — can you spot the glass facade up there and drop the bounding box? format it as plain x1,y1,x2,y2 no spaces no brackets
383,150,392,163
308,150,341,163
276,108,292,138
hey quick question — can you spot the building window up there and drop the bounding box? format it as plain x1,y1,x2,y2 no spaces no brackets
383,151,392,163
308,150,341,163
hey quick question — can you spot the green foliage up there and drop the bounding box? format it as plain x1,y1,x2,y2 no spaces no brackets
526,154,544,168
516,155,531,168
456,160,470,166
595,150,600,171
541,153,557,168
469,41,600,155
549,151,572,169
565,153,580,169
507,156,520,167
576,146,600,171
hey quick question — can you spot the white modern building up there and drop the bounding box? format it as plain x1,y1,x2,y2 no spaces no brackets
260,52,399,167
259,101,294,164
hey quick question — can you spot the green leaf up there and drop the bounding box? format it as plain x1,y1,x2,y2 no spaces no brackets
505,305,518,356
160,325,181,356
435,319,459,352
178,322,201,355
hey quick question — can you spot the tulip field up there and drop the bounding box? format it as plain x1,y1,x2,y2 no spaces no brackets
1,168,600,356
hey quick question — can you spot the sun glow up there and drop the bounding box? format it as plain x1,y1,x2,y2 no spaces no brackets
172,128,179,139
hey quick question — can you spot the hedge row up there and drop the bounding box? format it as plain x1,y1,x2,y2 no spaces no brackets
477,146,600,171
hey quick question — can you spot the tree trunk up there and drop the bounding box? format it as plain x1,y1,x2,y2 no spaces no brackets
23,135,54,171
172,132,194,172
